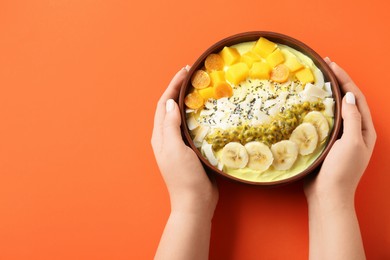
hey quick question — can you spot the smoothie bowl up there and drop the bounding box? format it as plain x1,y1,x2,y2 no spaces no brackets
179,32,341,186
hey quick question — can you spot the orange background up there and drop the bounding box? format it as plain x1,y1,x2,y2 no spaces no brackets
0,0,389,259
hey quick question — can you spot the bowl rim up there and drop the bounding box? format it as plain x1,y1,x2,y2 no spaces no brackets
179,31,342,186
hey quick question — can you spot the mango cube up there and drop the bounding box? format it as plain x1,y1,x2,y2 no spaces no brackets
266,48,285,68
284,56,304,72
249,62,271,80
209,70,225,86
225,62,249,85
240,51,262,67
219,46,240,66
198,87,215,100
253,37,277,58
295,67,315,84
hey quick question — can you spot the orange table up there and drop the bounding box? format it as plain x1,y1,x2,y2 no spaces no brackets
0,0,389,259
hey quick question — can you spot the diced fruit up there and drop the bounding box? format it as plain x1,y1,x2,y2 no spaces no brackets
295,67,315,84
219,46,240,65
191,70,211,89
184,91,204,109
225,62,249,85
266,48,285,68
198,87,215,100
284,55,304,72
205,53,224,71
270,64,289,83
253,37,277,58
214,82,233,99
240,51,262,67
249,62,271,80
209,70,225,86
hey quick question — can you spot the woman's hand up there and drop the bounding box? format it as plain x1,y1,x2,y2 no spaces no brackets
152,66,218,260
152,66,218,219
305,58,376,260
304,58,376,202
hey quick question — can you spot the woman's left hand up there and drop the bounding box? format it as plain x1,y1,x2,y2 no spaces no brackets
151,66,218,220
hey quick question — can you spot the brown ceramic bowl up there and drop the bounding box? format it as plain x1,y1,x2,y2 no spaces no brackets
179,31,341,186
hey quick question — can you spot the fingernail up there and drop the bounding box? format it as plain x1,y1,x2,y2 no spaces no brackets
185,65,191,71
346,92,356,105
166,99,175,112
324,57,331,63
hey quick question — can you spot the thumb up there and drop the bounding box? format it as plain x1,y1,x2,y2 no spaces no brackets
163,99,183,145
341,92,362,139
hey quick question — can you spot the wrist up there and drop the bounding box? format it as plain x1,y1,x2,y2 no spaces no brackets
170,193,217,221
306,190,355,212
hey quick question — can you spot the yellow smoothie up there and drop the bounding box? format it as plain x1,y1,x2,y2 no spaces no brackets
186,38,334,182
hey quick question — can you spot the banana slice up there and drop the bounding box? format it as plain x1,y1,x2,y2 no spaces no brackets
289,123,319,155
221,142,249,169
271,140,299,171
303,111,330,141
244,141,273,172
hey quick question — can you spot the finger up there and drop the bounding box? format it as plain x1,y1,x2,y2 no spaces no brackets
328,61,376,148
324,56,331,64
163,99,183,148
152,66,189,148
154,66,189,129
160,65,191,103
341,92,363,140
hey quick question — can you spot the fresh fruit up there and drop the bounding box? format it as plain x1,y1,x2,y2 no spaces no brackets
303,111,330,141
253,37,277,58
186,114,199,130
271,140,299,170
266,48,285,68
209,70,225,86
302,83,330,99
289,123,318,155
198,87,215,100
193,125,210,147
184,91,204,109
219,46,240,65
240,51,262,67
201,141,218,166
249,61,271,80
295,67,314,84
284,55,304,72
225,62,249,85
323,98,334,117
221,142,249,169
213,82,233,98
270,64,289,83
244,141,274,172
191,70,211,89
205,53,225,71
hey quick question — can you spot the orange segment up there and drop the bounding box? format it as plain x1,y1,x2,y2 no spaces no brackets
205,53,224,71
184,91,204,109
191,70,211,89
213,82,233,99
270,64,289,83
